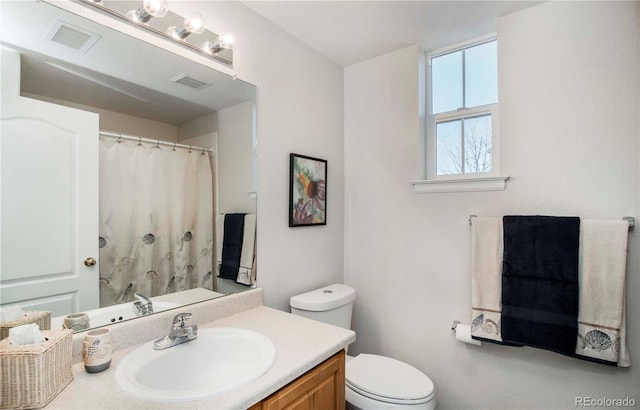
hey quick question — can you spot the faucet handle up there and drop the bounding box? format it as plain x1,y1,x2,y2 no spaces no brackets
172,313,192,328
133,293,153,315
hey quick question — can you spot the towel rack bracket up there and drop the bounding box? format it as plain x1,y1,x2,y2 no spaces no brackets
623,216,634,231
451,320,461,331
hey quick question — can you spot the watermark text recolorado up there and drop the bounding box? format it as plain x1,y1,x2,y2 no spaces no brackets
576,397,636,407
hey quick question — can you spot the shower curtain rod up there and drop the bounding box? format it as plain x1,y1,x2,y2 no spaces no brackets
99,130,213,153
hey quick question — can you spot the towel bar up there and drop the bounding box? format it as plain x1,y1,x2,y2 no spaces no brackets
468,215,634,231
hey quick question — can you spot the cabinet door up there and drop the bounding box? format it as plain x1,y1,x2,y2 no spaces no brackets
256,350,345,410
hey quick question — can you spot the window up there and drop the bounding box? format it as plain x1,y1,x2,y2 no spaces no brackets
427,38,499,178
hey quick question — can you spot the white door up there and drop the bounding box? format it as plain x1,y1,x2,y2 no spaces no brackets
0,48,99,317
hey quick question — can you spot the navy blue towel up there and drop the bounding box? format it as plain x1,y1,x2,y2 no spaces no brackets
219,213,246,280
501,216,580,356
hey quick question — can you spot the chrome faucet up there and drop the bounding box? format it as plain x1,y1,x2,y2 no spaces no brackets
153,313,198,350
132,293,153,316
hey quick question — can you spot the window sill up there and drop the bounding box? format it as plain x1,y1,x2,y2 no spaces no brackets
410,176,509,194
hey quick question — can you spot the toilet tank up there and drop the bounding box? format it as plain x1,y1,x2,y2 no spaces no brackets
290,283,356,330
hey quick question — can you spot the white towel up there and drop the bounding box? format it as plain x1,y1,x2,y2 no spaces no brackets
470,217,503,342
215,215,224,263
237,215,256,286
576,219,630,366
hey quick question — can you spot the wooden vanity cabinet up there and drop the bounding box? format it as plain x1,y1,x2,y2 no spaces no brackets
249,350,345,410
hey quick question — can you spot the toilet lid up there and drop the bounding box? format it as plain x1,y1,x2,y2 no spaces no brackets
346,354,434,404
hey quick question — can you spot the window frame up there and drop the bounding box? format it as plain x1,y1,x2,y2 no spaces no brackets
414,34,508,193
428,104,499,179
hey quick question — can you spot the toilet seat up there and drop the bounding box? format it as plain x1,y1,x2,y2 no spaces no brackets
346,354,434,405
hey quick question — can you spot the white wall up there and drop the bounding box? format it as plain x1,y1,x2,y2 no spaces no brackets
169,1,345,310
344,2,639,409
178,112,218,141
217,101,256,215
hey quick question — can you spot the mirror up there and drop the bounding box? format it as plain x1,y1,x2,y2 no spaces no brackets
0,0,257,331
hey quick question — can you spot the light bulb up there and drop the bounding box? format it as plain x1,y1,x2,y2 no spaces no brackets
202,33,233,54
143,0,169,18
126,0,168,24
218,33,234,50
184,12,206,35
168,12,206,40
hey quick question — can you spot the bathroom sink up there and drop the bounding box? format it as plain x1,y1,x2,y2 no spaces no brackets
115,327,276,402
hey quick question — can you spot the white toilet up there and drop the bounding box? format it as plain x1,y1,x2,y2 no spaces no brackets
290,283,436,410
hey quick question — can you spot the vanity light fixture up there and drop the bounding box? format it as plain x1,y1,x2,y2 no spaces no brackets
76,0,234,65
202,33,233,55
167,12,206,40
126,0,169,24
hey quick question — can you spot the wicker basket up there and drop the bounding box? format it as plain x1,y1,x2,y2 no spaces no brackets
0,311,51,341
0,329,73,409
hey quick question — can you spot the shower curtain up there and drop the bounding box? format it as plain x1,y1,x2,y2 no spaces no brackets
98,137,214,307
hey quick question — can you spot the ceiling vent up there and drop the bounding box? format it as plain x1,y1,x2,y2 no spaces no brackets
46,20,100,53
170,74,211,90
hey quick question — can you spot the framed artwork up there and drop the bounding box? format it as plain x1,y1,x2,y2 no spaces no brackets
289,153,327,227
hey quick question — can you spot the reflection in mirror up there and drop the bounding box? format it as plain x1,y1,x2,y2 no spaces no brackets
0,0,257,332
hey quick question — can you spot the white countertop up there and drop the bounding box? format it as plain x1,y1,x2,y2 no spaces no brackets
46,305,355,409
152,288,226,305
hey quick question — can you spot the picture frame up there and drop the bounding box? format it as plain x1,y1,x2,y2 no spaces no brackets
289,153,327,227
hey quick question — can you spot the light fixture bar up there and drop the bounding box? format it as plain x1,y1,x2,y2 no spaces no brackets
74,0,233,65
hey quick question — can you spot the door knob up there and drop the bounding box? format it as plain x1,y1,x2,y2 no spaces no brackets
84,257,97,267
